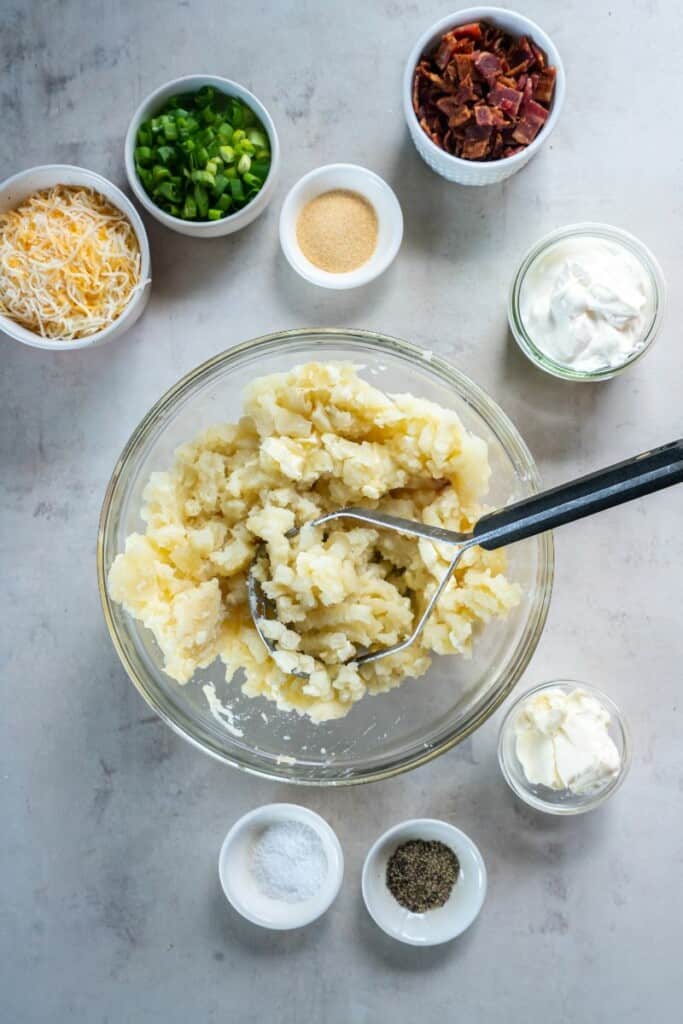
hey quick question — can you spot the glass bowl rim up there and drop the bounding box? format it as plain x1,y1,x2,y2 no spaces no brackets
497,678,632,814
97,327,554,785
508,222,667,382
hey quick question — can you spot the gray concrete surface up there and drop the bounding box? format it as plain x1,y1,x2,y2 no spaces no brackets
2,1,682,1021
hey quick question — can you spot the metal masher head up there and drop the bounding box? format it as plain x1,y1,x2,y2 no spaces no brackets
247,507,474,679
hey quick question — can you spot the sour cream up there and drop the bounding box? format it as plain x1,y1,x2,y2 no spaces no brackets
518,234,656,372
514,687,621,795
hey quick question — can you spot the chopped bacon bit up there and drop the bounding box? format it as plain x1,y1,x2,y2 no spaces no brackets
462,138,490,159
473,51,502,83
507,36,535,76
530,41,547,69
488,84,523,117
511,110,545,145
534,66,557,105
488,105,510,128
425,69,450,90
435,95,461,118
521,97,549,123
474,104,495,126
454,53,474,79
449,106,472,128
452,22,482,40
412,69,421,113
435,38,457,71
419,116,441,145
412,19,556,161
454,78,476,105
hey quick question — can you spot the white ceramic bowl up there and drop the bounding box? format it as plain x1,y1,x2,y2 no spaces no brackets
125,75,280,238
279,163,403,289
219,803,344,930
403,7,566,186
362,819,486,945
498,681,631,815
0,164,151,351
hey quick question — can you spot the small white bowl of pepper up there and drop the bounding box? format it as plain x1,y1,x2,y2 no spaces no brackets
362,818,486,946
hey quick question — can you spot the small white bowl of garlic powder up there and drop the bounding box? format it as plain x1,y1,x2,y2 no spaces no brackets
508,223,666,381
219,803,344,929
498,680,631,814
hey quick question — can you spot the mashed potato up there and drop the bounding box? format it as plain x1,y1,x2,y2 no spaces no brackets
108,363,521,721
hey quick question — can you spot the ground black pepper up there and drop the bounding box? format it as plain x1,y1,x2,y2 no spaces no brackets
386,839,459,913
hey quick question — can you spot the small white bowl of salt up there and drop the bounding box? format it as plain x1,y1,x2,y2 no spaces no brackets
219,803,344,930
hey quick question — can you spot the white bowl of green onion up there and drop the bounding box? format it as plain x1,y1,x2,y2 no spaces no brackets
125,75,280,237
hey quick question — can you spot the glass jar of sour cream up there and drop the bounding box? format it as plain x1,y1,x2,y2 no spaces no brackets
508,223,666,381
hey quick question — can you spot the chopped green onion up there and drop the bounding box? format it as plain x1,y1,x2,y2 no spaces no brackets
229,178,244,201
194,183,209,218
247,129,267,149
155,181,182,203
134,89,271,221
156,145,176,165
182,195,197,219
134,146,154,166
250,160,270,179
191,169,215,187
195,85,214,108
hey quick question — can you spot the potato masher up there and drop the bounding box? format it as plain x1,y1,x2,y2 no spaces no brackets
249,439,683,677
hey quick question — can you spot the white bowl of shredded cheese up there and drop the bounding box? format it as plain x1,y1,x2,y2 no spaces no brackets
0,164,151,350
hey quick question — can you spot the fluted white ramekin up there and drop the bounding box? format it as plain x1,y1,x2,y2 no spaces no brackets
403,7,566,186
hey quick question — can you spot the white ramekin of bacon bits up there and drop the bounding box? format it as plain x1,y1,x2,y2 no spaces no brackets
404,8,566,186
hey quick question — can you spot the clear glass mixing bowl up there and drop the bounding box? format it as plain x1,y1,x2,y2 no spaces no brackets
98,329,554,785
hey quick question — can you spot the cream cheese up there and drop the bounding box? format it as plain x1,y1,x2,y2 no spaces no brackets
519,235,655,372
514,687,621,795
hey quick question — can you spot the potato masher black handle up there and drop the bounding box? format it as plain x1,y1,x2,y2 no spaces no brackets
473,439,683,551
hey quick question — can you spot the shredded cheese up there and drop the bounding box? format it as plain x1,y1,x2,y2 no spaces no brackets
0,185,144,341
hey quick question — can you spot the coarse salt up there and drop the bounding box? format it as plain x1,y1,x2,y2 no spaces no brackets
250,820,328,903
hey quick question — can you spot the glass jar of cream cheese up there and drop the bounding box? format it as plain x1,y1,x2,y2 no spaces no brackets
498,680,631,815
508,223,666,381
